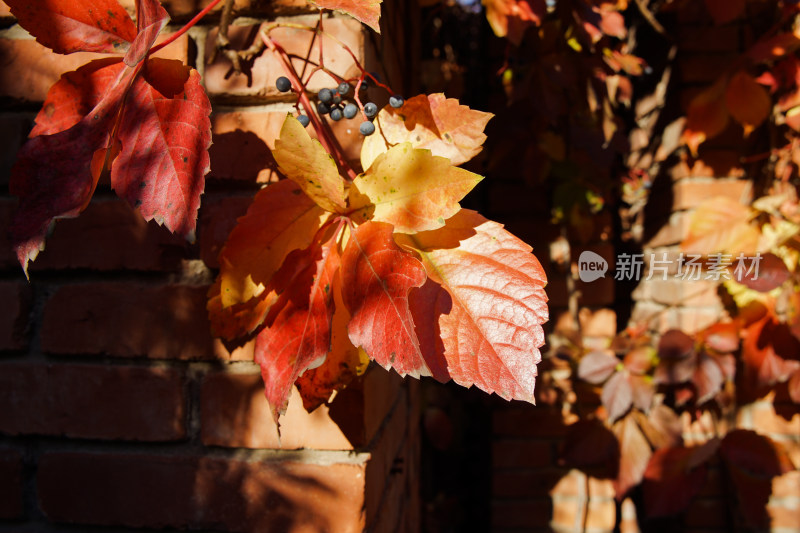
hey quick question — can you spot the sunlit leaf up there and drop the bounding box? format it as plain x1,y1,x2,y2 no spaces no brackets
341,221,430,378
255,231,341,421
403,209,548,403
4,0,136,55
701,322,740,353
602,371,633,422
310,0,382,33
725,71,771,136
613,414,652,499
577,350,619,384
124,0,170,67
361,93,494,170
742,315,800,393
681,196,760,255
736,252,790,292
273,115,347,213
216,180,327,310
483,0,546,45
349,144,483,233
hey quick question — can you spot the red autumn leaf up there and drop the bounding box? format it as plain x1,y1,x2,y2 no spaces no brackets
578,350,619,384
692,351,726,403
310,0,382,33
212,180,327,331
255,230,341,421
681,78,730,155
31,58,125,137
788,369,800,403
598,8,626,39
613,414,652,499
9,60,136,275
361,93,494,170
657,329,695,360
634,405,683,450
642,441,719,518
124,0,170,67
295,272,369,412
742,315,800,392
720,429,795,528
748,32,800,63
602,371,633,422
4,0,136,55
341,221,430,378
483,0,546,45
701,322,740,353
725,70,772,136
110,59,211,238
403,209,548,403
704,0,745,25
623,347,655,375
681,196,760,255
735,252,790,292
560,419,619,478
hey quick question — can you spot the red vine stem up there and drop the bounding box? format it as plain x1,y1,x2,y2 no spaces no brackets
150,0,226,55
260,31,358,181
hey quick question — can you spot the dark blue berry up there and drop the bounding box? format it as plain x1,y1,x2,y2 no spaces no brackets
276,76,292,92
297,114,310,127
364,102,378,118
318,88,333,103
389,95,404,108
338,82,351,96
343,103,358,119
332,92,342,104
317,101,331,115
360,121,376,136
359,79,369,91
330,106,343,121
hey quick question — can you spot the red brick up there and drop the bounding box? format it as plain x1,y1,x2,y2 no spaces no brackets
492,468,564,499
493,439,553,469
0,362,185,441
551,496,615,532
0,32,188,102
37,451,367,531
550,470,616,500
41,282,216,360
200,370,355,449
0,280,31,351
768,500,800,530
645,211,689,248
198,194,253,268
741,401,800,437
0,448,23,519
772,470,800,499
672,178,751,210
632,278,721,308
491,499,551,529
28,198,187,272
0,113,33,187
203,16,364,99
493,406,568,438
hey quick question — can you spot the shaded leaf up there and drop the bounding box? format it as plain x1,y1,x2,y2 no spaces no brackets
788,369,800,403
657,329,695,360
736,252,790,292
216,180,327,312
681,196,759,255
4,0,136,55
255,231,341,421
741,315,800,393
310,0,382,33
613,414,652,499
602,371,633,422
681,78,729,155
560,419,619,478
747,32,800,63
349,144,483,232
643,441,718,518
295,272,370,411
577,350,619,384
483,0,546,45
725,71,771,136
361,93,493,170
341,221,430,378
273,115,346,213
704,0,745,25
402,209,548,403
701,322,740,353
111,59,211,239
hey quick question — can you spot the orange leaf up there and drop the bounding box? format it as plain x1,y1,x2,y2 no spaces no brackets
681,196,760,255
682,78,729,155
725,71,771,136
404,210,548,402
310,0,382,33
217,180,327,309
361,93,493,170
273,115,347,213
349,144,483,233
483,0,545,45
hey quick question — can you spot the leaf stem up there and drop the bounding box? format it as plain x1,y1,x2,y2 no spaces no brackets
150,0,226,55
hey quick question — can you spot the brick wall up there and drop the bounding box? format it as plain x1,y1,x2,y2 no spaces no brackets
0,1,420,531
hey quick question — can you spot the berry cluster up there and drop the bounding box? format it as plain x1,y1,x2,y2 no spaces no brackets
275,75,404,136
